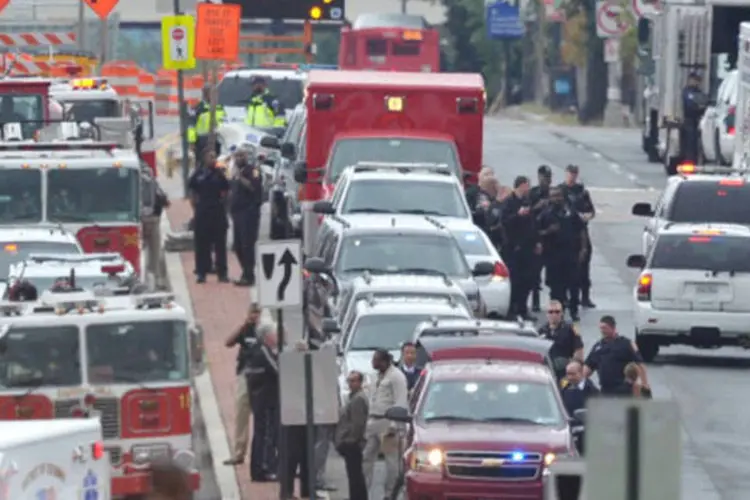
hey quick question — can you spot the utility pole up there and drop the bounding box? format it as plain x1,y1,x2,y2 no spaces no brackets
401,0,407,13
174,0,191,196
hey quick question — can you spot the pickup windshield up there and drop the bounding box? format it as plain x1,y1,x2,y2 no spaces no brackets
62,99,121,123
0,170,42,223
419,380,564,426
47,167,139,223
86,320,189,384
651,234,750,272
0,325,81,387
218,76,304,112
327,138,460,182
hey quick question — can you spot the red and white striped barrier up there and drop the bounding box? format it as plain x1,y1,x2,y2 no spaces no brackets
0,32,77,47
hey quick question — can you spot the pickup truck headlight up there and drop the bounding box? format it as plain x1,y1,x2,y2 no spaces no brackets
410,446,444,473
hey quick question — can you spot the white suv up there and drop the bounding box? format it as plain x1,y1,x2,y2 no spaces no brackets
626,223,750,361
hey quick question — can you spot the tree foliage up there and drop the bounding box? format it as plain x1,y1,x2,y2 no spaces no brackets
561,13,588,67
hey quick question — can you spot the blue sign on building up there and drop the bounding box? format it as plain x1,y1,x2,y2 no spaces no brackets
486,1,525,40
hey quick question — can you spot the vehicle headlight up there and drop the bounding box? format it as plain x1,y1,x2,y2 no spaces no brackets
410,446,444,472
544,451,575,466
131,444,171,464
172,449,196,471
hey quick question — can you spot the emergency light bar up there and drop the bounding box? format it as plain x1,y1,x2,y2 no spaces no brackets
134,293,176,309
27,253,122,264
677,164,746,175
0,142,119,152
71,78,108,90
352,161,450,173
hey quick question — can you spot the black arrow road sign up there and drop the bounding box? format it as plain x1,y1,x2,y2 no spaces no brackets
277,248,298,301
261,253,275,281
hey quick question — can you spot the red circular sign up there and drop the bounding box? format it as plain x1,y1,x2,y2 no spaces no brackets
172,28,185,41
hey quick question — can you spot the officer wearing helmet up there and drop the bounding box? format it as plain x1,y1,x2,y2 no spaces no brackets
245,76,278,128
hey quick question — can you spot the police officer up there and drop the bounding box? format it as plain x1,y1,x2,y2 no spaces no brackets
188,88,226,169
246,324,279,481
188,149,229,283
538,186,588,321
583,315,651,395
559,165,596,308
245,76,277,128
529,165,553,312
681,71,708,164
229,146,263,287
500,176,539,320
475,172,504,250
538,299,583,380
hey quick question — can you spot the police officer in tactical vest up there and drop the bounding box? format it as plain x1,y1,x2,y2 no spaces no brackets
245,76,277,128
559,165,596,309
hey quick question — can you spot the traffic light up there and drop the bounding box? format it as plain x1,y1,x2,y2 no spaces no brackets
309,5,322,19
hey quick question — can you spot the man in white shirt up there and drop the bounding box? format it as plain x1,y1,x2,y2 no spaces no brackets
363,348,409,498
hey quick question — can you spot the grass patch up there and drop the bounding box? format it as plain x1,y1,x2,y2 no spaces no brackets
519,103,581,126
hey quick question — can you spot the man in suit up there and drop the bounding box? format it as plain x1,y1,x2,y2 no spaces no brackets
560,360,598,418
398,342,422,391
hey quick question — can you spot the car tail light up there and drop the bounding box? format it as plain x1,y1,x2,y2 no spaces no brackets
636,273,652,301
492,261,509,281
719,178,743,186
70,406,87,418
92,441,104,460
101,264,125,275
728,126,735,135
83,393,96,407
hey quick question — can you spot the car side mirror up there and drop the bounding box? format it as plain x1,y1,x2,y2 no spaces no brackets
472,261,494,276
190,324,205,376
573,408,587,424
294,162,307,183
305,257,330,275
260,136,280,149
626,254,646,269
280,142,296,160
631,202,654,217
322,318,340,335
313,201,335,214
385,405,412,423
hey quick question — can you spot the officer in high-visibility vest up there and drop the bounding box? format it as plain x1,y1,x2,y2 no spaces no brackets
245,76,276,128
188,101,226,168
271,100,287,128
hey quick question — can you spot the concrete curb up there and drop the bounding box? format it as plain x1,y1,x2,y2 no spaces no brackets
157,137,243,499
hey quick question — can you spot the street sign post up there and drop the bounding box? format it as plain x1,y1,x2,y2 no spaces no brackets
486,1,525,40
596,0,630,37
585,399,680,500
604,38,621,63
161,15,197,70
84,0,119,19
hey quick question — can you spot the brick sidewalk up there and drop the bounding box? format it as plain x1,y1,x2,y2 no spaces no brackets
166,199,281,500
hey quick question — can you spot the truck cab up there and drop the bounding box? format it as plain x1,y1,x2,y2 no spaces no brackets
0,79,56,140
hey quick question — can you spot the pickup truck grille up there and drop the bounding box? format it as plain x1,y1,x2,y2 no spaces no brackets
445,451,541,481
54,397,120,439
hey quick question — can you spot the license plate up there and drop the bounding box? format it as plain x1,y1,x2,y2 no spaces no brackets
695,284,719,294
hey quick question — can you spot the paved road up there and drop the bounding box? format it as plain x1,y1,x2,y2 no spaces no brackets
488,116,748,499
157,112,750,499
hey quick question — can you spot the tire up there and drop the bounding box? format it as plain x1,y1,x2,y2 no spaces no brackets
636,332,659,363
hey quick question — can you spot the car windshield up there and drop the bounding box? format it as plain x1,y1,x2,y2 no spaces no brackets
341,179,469,217
47,168,139,223
669,181,750,224
218,76,304,112
348,313,466,351
419,379,564,425
62,99,121,123
86,320,189,384
452,230,493,256
0,242,81,280
327,138,460,182
0,325,81,387
0,170,42,223
651,234,750,272
0,94,44,138
338,234,470,276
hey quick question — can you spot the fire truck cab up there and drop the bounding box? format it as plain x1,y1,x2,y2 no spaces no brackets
0,78,62,140
0,290,205,498
0,136,155,275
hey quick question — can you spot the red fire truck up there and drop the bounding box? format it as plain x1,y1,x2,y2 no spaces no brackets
292,69,484,253
339,13,441,72
0,141,148,275
0,291,204,497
